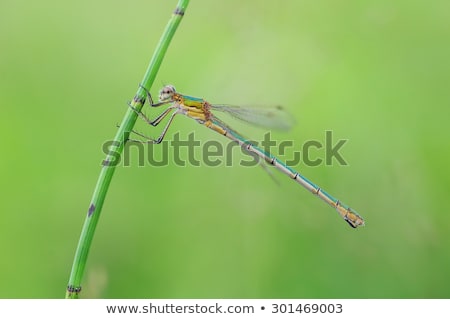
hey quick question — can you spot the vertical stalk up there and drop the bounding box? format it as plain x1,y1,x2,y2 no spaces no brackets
66,0,190,299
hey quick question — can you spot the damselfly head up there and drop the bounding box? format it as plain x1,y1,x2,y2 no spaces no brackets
159,85,176,102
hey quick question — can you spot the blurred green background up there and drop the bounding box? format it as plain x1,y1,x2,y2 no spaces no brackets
1,0,449,298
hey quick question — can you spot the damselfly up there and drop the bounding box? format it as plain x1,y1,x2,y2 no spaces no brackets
129,85,365,228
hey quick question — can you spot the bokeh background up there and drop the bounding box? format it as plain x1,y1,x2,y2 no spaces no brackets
1,0,449,298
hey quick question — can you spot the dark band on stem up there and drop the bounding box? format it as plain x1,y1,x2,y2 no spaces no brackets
67,285,82,293
88,203,95,217
174,7,185,16
133,94,146,105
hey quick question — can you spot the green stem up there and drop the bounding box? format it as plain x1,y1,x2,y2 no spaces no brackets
65,0,190,299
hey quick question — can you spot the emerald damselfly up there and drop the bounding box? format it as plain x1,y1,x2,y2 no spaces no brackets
129,85,365,228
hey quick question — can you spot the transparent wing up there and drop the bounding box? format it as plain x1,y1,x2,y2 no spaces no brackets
210,104,295,131
210,114,281,185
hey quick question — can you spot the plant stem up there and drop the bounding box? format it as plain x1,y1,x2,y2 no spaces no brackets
65,0,190,299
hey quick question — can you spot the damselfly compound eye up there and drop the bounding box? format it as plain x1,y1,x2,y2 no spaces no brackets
159,85,176,101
